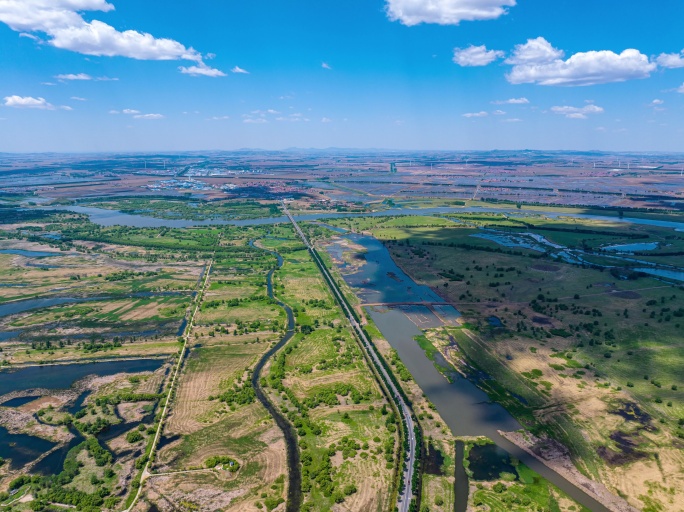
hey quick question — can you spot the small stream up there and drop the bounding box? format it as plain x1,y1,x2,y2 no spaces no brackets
248,241,302,512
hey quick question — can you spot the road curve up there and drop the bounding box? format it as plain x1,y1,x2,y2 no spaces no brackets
283,203,417,512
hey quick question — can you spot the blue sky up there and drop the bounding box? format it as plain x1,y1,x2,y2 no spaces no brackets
1,0,683,152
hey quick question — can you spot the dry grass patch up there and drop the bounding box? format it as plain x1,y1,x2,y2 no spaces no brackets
165,344,265,435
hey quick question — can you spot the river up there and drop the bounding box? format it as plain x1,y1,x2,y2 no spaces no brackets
248,241,302,512
324,232,611,512
47,204,684,231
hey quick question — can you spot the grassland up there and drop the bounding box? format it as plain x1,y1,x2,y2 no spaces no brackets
146,227,290,512
262,239,398,512
462,438,590,512
323,212,684,512
81,197,282,222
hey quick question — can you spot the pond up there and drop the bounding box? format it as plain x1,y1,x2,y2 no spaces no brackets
468,443,518,481
0,297,89,319
603,242,659,252
0,426,56,470
0,358,165,396
1,396,38,407
0,249,60,258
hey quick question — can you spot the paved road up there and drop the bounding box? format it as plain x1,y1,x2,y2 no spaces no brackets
284,204,417,512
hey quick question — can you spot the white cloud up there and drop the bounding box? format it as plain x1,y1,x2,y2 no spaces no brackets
656,51,684,69
244,118,267,124
133,113,164,119
462,111,488,118
506,37,655,86
321,117,332,123
19,32,41,41
109,109,120,114
492,97,529,104
322,62,332,70
651,99,664,105
502,118,521,122
453,45,504,67
95,76,118,81
0,0,219,74
179,64,226,77
70,96,87,101
60,105,73,111
207,116,230,120
505,37,564,65
122,109,140,115
550,104,604,119
385,0,516,26
677,83,684,94
231,66,249,74
492,110,506,115
3,95,54,109
56,73,92,80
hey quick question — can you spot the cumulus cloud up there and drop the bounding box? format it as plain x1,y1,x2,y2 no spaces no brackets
656,51,684,69
506,37,564,65
651,99,664,105
122,109,140,115
179,64,226,77
0,0,222,75
4,95,54,109
386,0,516,26
231,66,249,74
462,111,488,118
505,37,655,86
677,83,684,94
550,104,604,119
56,73,92,80
492,110,506,115
492,97,529,104
453,45,504,66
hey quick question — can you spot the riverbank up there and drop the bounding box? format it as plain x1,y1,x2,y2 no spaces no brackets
500,430,639,512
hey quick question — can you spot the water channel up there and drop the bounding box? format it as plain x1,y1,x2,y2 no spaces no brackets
248,241,301,512
324,232,611,512
17,203,683,509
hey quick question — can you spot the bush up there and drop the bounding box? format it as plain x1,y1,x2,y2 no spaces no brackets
492,482,507,493
126,430,143,443
343,484,357,495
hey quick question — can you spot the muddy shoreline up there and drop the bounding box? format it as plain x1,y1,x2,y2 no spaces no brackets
499,430,640,512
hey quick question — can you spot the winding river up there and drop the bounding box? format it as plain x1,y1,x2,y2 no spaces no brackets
21,203,683,510
248,241,302,512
